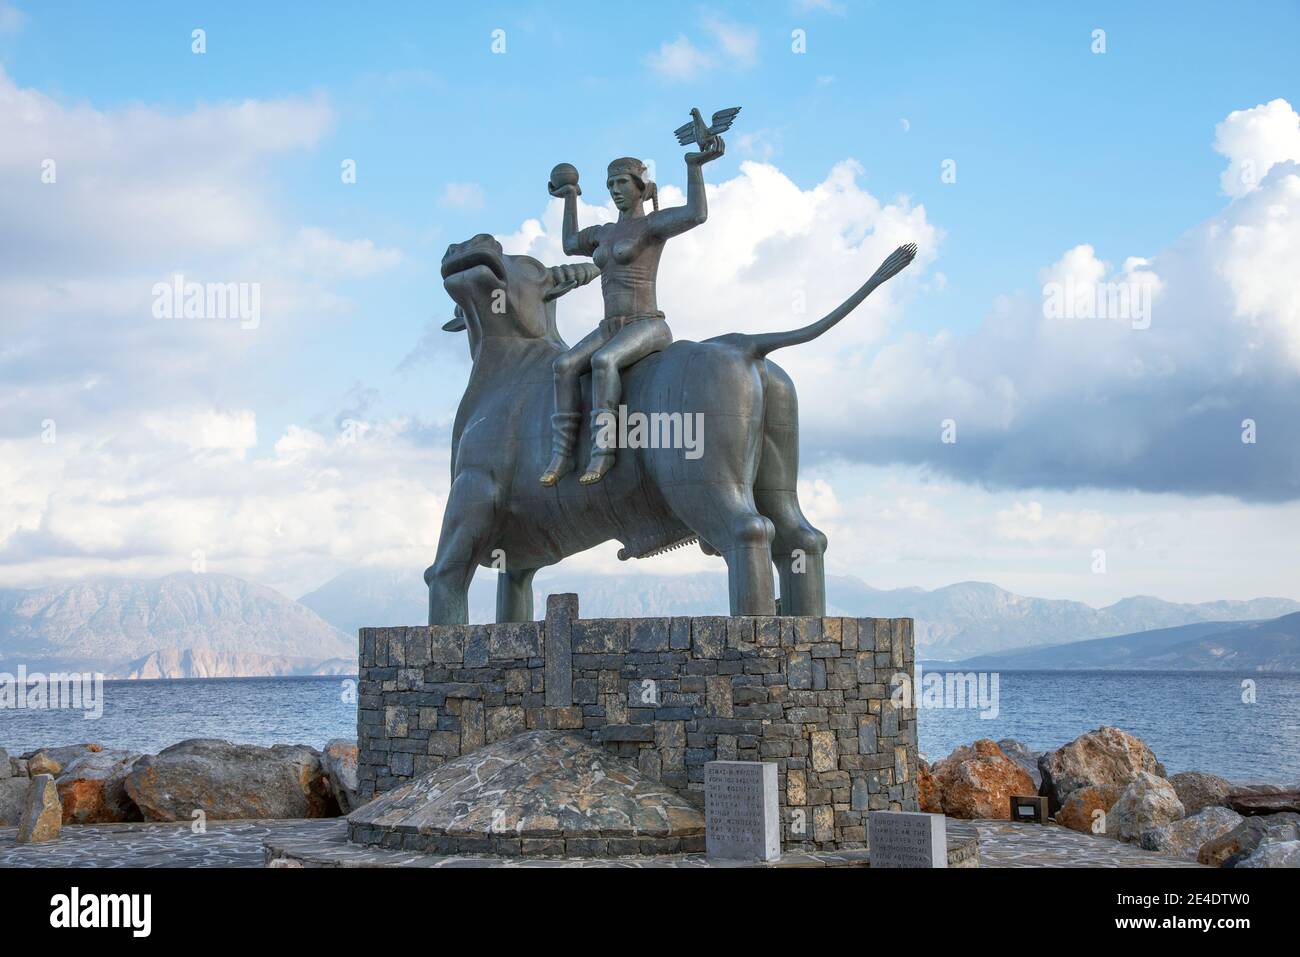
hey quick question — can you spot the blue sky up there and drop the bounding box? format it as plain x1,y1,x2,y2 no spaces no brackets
2,1,1299,603
7,0,1295,435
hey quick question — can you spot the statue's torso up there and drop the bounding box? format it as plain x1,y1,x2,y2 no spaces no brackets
589,218,665,318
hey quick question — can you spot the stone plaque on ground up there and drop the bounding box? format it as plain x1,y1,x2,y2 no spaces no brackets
705,761,779,861
869,810,947,868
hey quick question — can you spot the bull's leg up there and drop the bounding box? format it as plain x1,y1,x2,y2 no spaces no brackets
424,469,500,625
723,510,778,616
667,487,778,616
495,566,538,622
753,363,827,616
758,490,828,617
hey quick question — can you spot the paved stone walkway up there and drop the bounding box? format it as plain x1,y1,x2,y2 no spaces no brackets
0,821,287,868
264,820,979,868
0,819,1201,868
973,821,1204,867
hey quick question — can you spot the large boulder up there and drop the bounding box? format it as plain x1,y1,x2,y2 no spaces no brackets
1109,771,1184,843
22,743,103,773
320,739,359,814
917,759,942,814
929,739,1035,820
17,773,62,843
1037,726,1166,813
1226,783,1300,815
1169,771,1231,816
56,750,144,824
124,738,338,821
996,739,1043,788
26,752,62,777
1138,806,1242,861
10,757,28,778
1236,840,1300,868
0,747,9,779
1055,784,1122,835
0,777,29,825
1198,811,1300,867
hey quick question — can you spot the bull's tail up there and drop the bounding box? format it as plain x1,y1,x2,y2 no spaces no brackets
709,243,917,359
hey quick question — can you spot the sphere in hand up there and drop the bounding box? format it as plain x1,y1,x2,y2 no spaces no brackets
549,163,579,191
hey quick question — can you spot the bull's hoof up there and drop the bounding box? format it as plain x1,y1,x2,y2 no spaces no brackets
579,452,615,485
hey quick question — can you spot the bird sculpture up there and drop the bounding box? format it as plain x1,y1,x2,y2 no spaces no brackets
674,106,742,152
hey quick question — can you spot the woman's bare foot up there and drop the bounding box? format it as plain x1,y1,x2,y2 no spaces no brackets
579,451,615,485
539,453,575,487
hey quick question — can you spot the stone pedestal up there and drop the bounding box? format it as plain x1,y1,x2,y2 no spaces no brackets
356,595,918,852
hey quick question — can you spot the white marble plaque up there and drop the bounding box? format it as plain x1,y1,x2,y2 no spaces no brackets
868,810,947,868
705,761,780,861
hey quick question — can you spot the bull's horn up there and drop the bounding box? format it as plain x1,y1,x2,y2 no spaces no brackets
544,263,600,301
441,304,466,332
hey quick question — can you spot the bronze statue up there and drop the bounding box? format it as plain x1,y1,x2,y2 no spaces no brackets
539,107,740,487
426,107,917,623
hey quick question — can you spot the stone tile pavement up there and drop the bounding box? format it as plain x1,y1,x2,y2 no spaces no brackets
0,821,285,868
0,818,1203,868
973,821,1205,868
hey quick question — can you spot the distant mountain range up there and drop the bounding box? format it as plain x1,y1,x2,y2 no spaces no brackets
299,566,1300,661
954,613,1300,672
2,568,1296,677
0,573,353,678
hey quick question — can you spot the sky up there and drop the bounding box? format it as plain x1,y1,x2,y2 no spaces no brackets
1,1,1298,606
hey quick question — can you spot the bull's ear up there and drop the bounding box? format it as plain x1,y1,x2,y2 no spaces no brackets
442,306,466,332
543,263,600,302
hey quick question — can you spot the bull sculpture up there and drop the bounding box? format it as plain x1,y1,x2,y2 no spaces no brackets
426,232,916,623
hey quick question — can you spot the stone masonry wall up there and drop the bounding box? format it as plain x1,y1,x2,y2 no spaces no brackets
356,594,918,851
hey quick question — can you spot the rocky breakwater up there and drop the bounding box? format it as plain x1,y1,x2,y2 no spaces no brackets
919,739,1034,819
920,726,1297,868
1,738,360,829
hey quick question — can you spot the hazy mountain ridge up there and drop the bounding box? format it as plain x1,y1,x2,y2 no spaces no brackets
823,578,1300,658
300,567,1300,660
4,568,1296,677
120,648,358,680
955,613,1300,672
0,573,353,677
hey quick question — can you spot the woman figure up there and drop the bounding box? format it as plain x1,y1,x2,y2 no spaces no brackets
539,139,724,486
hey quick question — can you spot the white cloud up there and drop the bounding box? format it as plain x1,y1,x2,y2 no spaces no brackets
1214,98,1300,198
994,501,1113,547
0,66,336,274
645,16,760,79
280,227,403,280
0,66,402,446
0,410,446,597
143,408,258,455
702,16,759,67
735,129,779,160
645,35,711,80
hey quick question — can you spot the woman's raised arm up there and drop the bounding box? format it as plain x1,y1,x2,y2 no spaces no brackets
553,184,586,256
648,136,725,239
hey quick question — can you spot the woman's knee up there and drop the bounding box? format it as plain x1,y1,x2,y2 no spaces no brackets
553,352,581,379
590,350,621,376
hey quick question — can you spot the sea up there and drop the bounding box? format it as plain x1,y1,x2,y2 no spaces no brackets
1,670,1296,784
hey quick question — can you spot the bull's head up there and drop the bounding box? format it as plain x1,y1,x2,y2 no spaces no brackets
440,233,598,360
